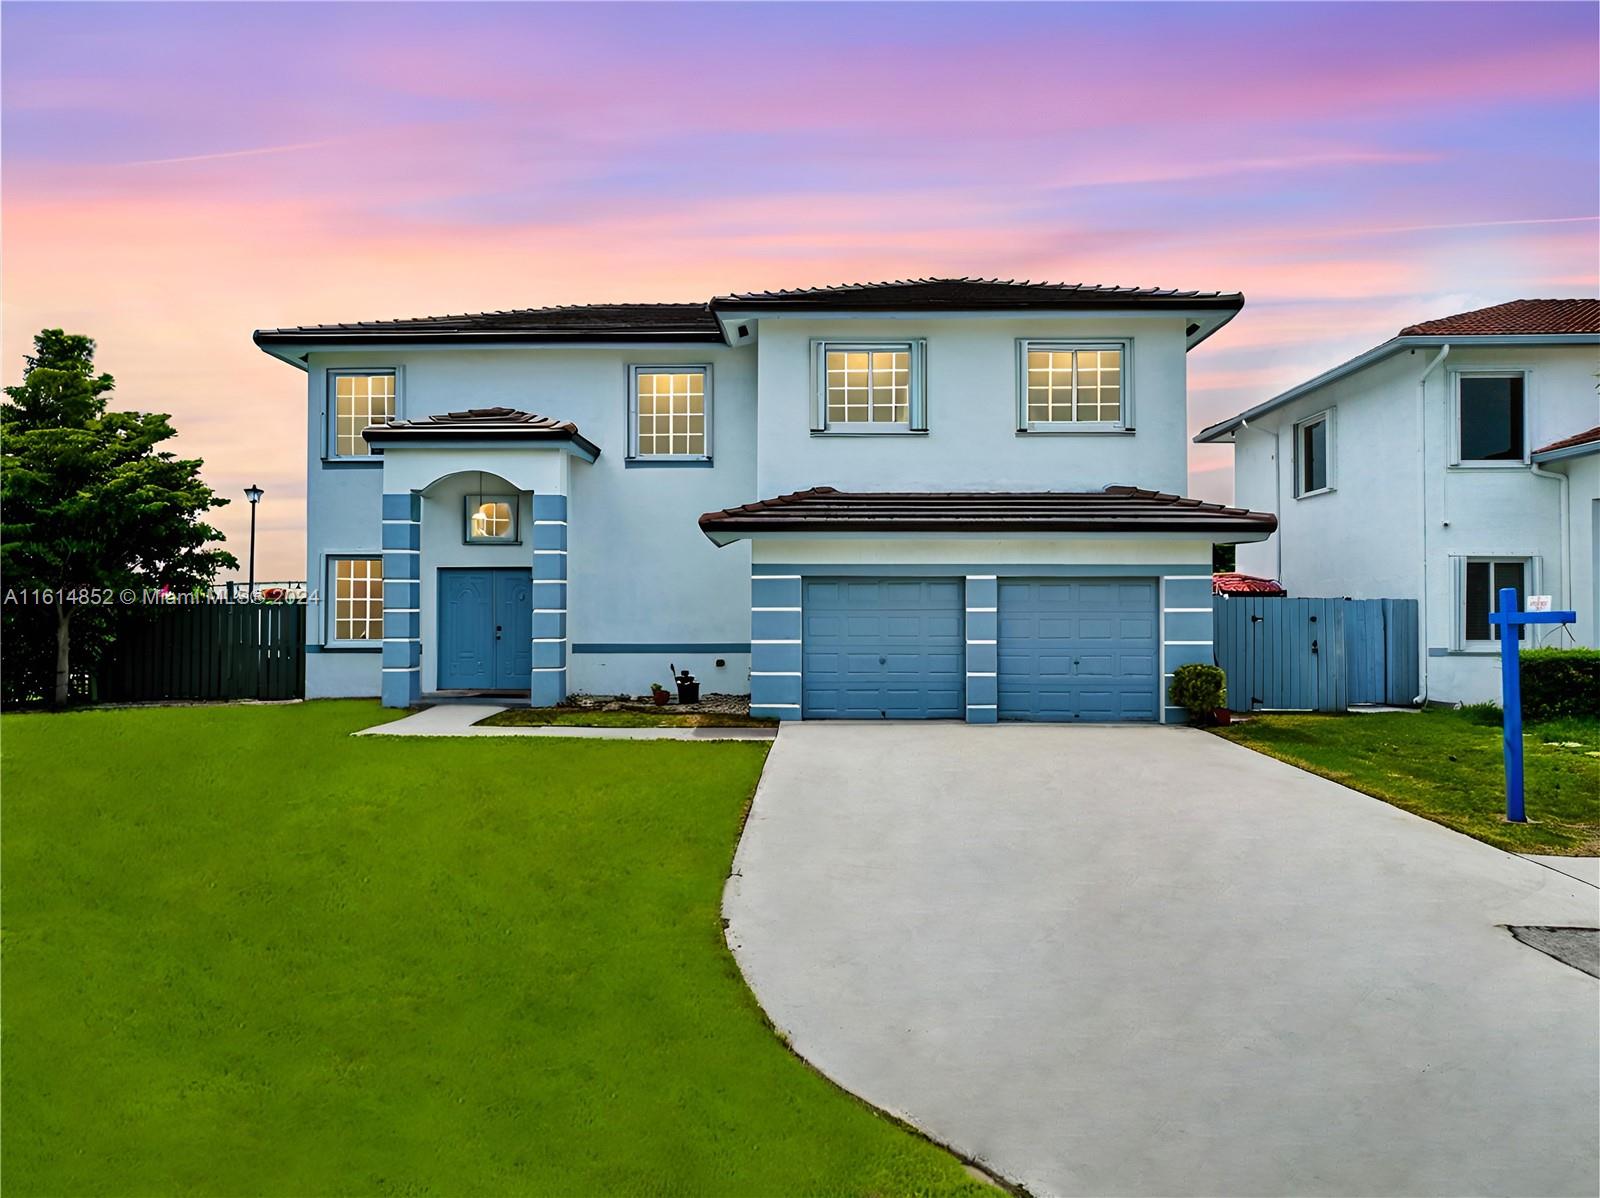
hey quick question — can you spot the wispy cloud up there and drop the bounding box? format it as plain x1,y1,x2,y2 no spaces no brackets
117,139,340,168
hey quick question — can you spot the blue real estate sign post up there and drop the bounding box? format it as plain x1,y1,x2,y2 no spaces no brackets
1490,586,1576,823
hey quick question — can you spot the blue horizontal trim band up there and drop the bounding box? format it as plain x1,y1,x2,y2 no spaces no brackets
571,642,751,654
756,563,1208,578
623,458,715,469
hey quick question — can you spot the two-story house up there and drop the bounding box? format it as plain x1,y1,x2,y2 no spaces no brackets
255,277,1276,722
1196,299,1599,705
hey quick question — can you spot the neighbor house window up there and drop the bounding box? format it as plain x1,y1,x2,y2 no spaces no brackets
330,557,383,643
811,341,926,432
1460,558,1527,646
1295,411,1332,496
329,370,397,458
465,494,518,543
629,366,710,460
1017,341,1128,430
1456,373,1526,464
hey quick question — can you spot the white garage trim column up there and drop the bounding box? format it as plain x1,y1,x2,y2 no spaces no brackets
965,575,998,724
750,572,802,719
1161,573,1217,724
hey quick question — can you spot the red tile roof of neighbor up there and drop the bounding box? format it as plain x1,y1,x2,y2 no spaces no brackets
1398,299,1600,337
1212,573,1287,596
1533,426,1600,456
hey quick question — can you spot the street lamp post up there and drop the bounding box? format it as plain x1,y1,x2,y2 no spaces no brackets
244,484,264,600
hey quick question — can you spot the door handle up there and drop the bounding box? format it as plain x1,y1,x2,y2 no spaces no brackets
495,625,503,640
879,655,887,665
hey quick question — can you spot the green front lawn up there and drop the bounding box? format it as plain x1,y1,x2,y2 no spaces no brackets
1,701,984,1197
1213,708,1600,854
479,705,777,729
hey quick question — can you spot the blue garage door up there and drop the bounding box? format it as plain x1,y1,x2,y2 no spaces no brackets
998,579,1158,721
803,578,965,719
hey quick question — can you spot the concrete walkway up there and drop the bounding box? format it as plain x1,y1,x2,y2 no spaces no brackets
724,723,1599,1198
355,703,776,741
1522,854,1600,888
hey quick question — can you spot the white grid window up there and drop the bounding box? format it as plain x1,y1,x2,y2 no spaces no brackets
1022,343,1125,427
632,369,708,458
466,495,516,542
332,372,396,457
826,348,910,425
331,557,383,642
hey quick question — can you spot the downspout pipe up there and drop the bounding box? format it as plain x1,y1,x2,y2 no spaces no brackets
1529,459,1571,647
1416,345,1450,703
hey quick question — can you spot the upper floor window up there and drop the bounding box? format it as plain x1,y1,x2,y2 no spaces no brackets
329,370,397,458
1456,373,1526,464
629,366,710,461
1017,341,1128,431
465,494,518,543
811,340,927,433
1295,411,1333,497
329,556,383,644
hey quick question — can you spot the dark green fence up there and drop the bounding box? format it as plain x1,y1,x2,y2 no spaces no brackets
96,603,306,702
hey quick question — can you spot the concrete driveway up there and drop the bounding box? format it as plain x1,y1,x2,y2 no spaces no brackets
723,724,1599,1197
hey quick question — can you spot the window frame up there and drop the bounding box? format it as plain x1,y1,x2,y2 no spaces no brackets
462,493,520,545
810,339,928,435
1450,369,1531,469
325,554,385,648
325,367,401,461
1293,409,1335,498
1015,338,1133,433
626,363,713,464
1454,554,1536,651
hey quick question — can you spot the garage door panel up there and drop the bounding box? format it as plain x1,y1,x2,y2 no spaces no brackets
803,578,965,719
999,578,1158,722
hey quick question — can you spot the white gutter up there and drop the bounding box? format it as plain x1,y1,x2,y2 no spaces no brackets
1415,345,1450,703
1530,459,1571,646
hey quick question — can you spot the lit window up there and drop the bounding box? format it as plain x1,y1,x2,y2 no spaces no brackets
812,341,925,432
1295,412,1332,496
331,557,383,642
1462,558,1527,645
630,367,709,460
465,494,517,543
330,371,396,457
1019,342,1127,429
1458,374,1526,463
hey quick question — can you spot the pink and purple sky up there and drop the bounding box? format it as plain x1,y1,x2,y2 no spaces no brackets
4,1,1596,580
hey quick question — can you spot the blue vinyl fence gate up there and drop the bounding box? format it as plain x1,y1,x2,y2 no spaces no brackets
1213,596,1419,712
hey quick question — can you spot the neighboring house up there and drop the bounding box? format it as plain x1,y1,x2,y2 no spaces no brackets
255,277,1276,722
1196,298,1600,705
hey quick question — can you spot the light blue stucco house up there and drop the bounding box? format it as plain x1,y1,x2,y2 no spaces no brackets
255,278,1276,722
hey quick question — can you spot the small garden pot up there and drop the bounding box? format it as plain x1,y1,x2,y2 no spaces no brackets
651,689,671,707
1212,708,1232,726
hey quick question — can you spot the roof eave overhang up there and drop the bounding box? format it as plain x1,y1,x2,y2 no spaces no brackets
252,330,726,360
1196,332,1600,444
362,431,601,461
699,522,1275,547
1532,440,1600,464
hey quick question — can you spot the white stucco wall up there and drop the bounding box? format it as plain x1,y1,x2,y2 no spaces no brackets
1226,340,1597,703
752,314,1191,496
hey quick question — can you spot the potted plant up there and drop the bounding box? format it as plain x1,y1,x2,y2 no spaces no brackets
670,663,700,705
1170,663,1228,726
649,682,671,706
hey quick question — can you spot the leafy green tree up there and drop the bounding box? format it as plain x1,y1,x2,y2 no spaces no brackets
2,330,235,705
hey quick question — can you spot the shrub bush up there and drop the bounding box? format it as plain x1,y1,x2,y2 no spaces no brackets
1520,648,1600,722
1170,663,1227,724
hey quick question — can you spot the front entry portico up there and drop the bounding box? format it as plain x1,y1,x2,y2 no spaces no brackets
363,408,599,708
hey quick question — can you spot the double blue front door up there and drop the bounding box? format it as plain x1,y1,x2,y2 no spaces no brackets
438,569,532,690
801,578,965,718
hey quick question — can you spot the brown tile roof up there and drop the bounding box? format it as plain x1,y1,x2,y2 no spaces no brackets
699,485,1277,541
1212,572,1287,596
1532,425,1600,458
714,276,1243,312
362,407,600,457
257,303,722,345
1398,299,1600,337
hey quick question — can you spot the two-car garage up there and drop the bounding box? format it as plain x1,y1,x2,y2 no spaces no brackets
799,575,1159,722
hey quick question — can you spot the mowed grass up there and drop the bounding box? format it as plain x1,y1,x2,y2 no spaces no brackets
480,706,777,729
2,701,985,1197
1213,708,1600,854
